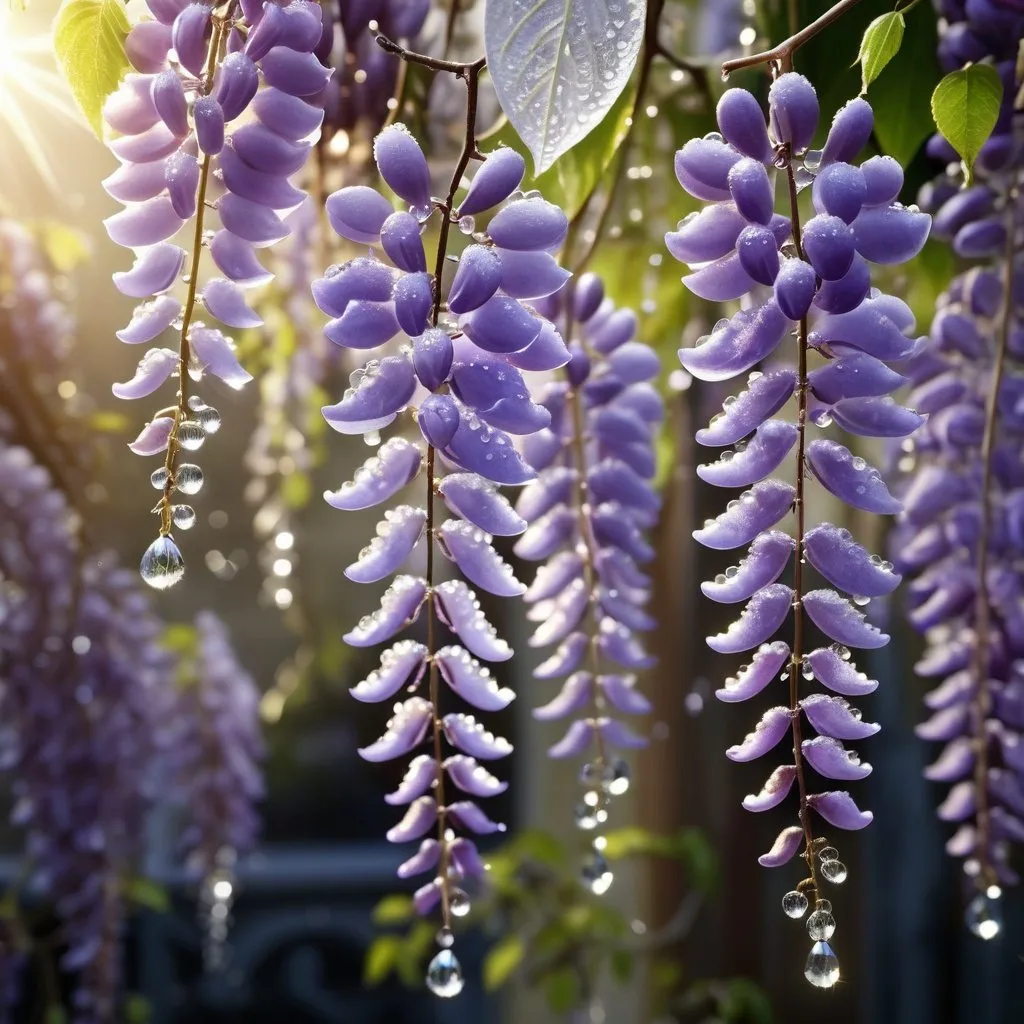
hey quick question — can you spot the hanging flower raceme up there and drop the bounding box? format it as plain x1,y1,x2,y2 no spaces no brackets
104,0,329,589
168,610,264,966
892,0,1024,942
669,76,930,987
0,443,175,1021
514,273,662,894
313,119,570,997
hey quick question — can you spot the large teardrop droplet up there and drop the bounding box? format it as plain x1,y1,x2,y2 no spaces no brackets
140,536,185,590
804,940,840,988
426,949,464,998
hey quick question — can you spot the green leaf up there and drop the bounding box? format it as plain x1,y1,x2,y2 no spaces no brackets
857,11,905,93
123,995,152,1024
543,966,582,1014
610,948,634,984
87,410,130,433
371,893,414,925
29,220,91,273
483,933,525,990
364,936,402,986
931,63,1004,185
53,0,132,138
281,470,312,510
124,876,169,913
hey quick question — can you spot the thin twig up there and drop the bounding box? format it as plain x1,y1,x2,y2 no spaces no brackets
722,0,864,76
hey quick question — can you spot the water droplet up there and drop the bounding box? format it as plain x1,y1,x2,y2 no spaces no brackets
604,757,630,796
363,429,382,447
966,890,1002,940
458,214,476,235
581,852,614,895
151,467,170,490
412,204,434,225
818,846,839,862
574,802,600,830
176,463,204,495
426,949,464,998
852,594,870,607
851,456,866,471
172,505,196,530
806,909,836,941
579,762,601,786
140,536,185,590
782,890,809,919
813,410,833,428
821,859,848,884
804,940,840,988
196,405,221,434
449,889,471,918
179,420,206,451
436,926,454,948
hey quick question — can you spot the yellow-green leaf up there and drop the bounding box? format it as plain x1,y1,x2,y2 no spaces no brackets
931,64,1003,185
483,933,525,990
857,11,905,93
371,893,414,925
30,220,92,273
364,936,402,985
53,0,131,138
124,876,170,912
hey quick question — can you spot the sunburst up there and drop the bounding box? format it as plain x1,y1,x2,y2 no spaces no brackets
0,5,83,196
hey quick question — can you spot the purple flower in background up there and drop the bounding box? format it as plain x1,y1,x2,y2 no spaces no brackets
313,114,570,995
894,0,1024,941
0,442,175,1022
670,76,929,986
105,0,327,588
168,611,264,966
514,273,662,892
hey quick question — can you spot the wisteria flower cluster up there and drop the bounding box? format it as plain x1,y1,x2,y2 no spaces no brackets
670,75,931,986
104,0,328,588
168,610,264,965
0,442,175,1022
893,0,1024,941
513,273,662,889
312,107,573,995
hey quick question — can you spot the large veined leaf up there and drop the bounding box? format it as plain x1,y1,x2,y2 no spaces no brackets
931,64,1003,186
485,0,646,175
53,0,131,139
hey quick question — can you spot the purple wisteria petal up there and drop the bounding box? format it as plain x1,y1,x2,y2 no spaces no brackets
599,587,656,631
252,87,324,141
505,320,572,371
449,837,487,879
696,369,798,446
801,693,879,740
435,647,515,712
398,839,441,878
682,252,757,302
524,549,583,602
497,249,572,299
434,580,513,662
413,880,442,915
438,520,525,597
680,301,789,382
812,254,872,314
665,203,746,263
529,579,588,648
444,756,507,798
450,360,550,434
600,674,652,715
696,420,798,487
693,480,795,549
589,459,660,518
385,756,437,805
924,738,974,783
592,504,654,562
674,135,741,201
806,440,901,514
600,718,647,749
419,394,460,448
533,672,592,721
802,737,872,781
193,95,225,154
344,505,426,584
742,765,798,811
164,149,199,218
113,244,186,298
359,697,432,762
716,642,791,703
260,46,332,96
326,186,393,244
830,396,924,438
208,230,273,286
807,351,906,404
446,800,506,835
104,73,160,131
726,707,792,762
535,633,588,679
102,158,170,202
448,245,502,314
386,796,438,843
380,211,427,273
758,826,805,867
916,705,970,743
852,204,931,264
393,272,433,336
324,438,422,511
548,720,595,759
108,122,181,162
442,714,513,759
322,356,415,434
189,326,254,388
809,300,916,362
312,258,395,317
707,584,793,654
104,197,184,248
802,590,890,648
461,295,542,354
350,640,428,703
128,416,174,456
111,348,177,399
342,576,427,647
514,507,576,561
218,194,289,245
324,300,402,350
702,532,794,603
938,783,976,822
804,524,900,597
443,412,535,485
597,618,655,669
808,790,873,830
486,197,568,252
457,147,525,216
373,125,432,208
606,341,661,385
200,277,264,328
805,647,878,696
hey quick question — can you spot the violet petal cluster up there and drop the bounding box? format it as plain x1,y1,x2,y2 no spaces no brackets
514,273,662,892
105,0,328,588
0,443,175,1023
313,124,570,995
893,0,1024,941
669,76,930,985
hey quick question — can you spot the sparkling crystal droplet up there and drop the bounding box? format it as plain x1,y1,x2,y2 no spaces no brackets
782,890,809,919
604,757,631,796
150,467,169,490
818,846,839,862
574,802,600,830
804,940,840,988
196,405,222,434
176,463,204,495
179,420,206,451
426,949,464,998
821,859,848,884
581,852,614,895
140,536,185,590
966,890,1002,940
449,889,471,918
436,926,454,949
806,909,836,941
172,504,197,530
